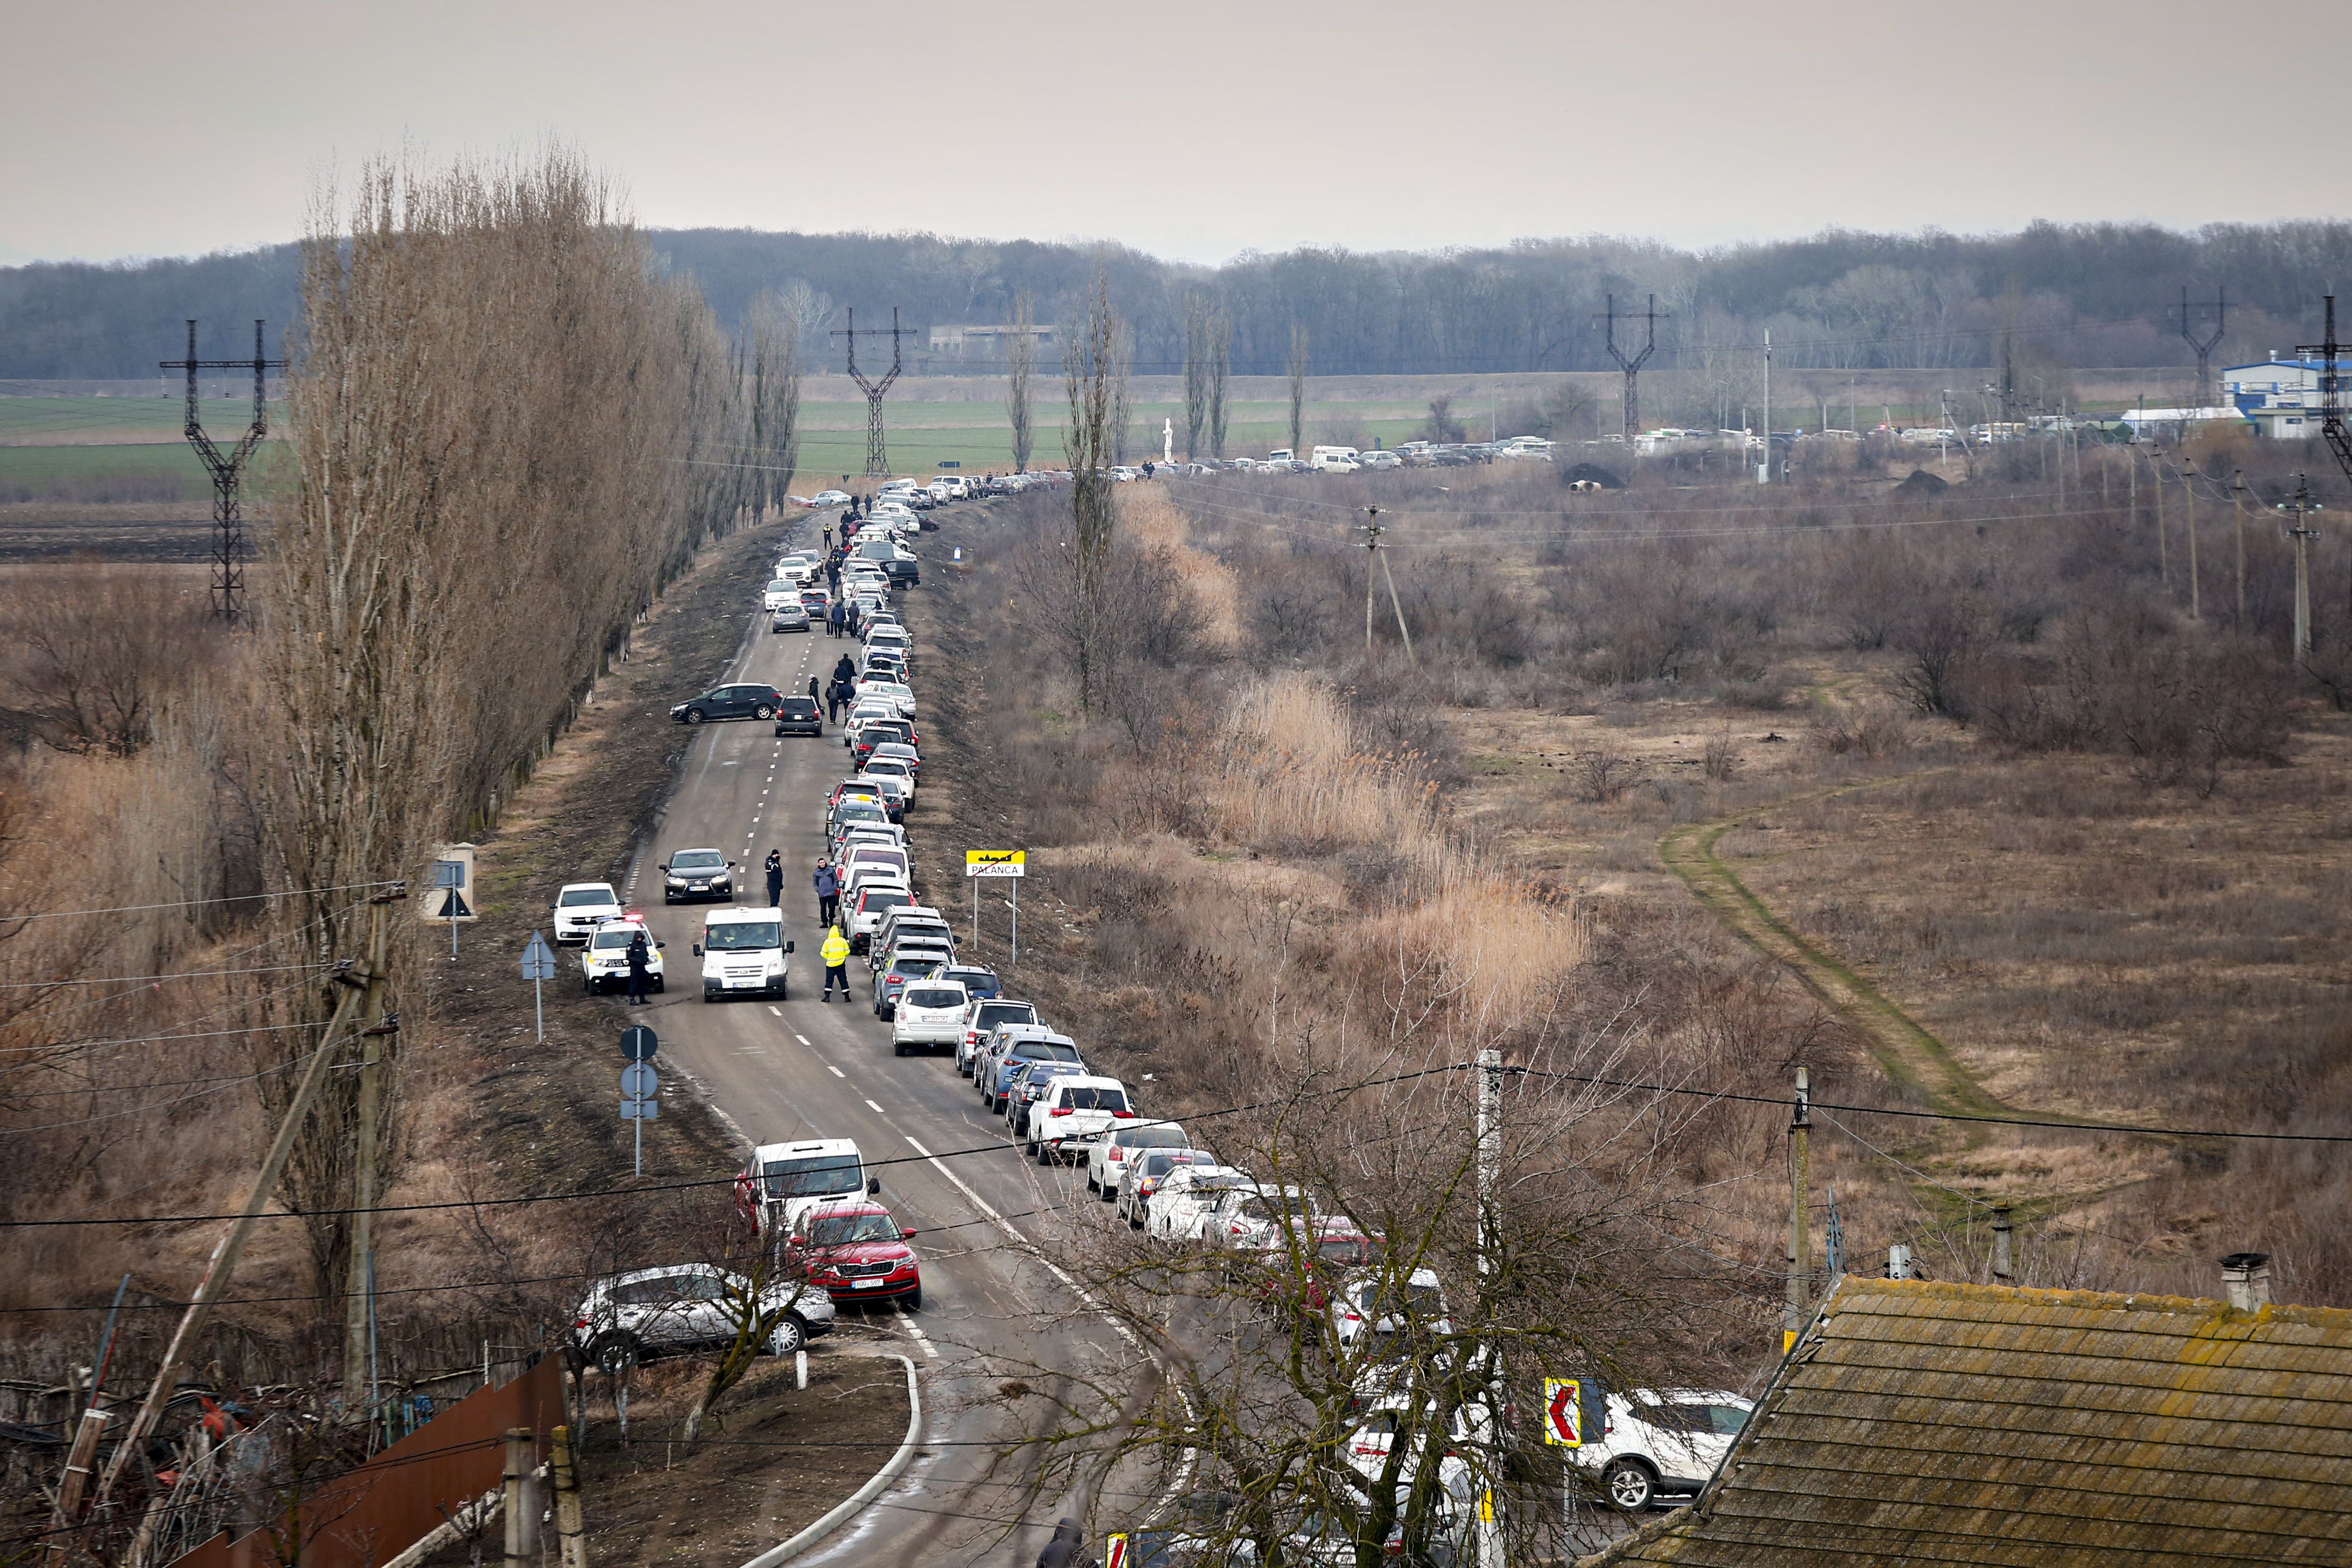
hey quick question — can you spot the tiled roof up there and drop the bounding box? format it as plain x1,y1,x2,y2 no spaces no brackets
1580,1276,2352,1567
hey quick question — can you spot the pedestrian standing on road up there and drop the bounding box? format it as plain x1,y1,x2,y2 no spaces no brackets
833,653,858,686
814,860,840,926
764,849,784,908
820,924,852,1001
847,601,862,637
806,675,820,705
826,599,843,638
625,930,653,1006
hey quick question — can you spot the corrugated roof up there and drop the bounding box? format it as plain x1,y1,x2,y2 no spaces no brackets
1579,1277,2352,1567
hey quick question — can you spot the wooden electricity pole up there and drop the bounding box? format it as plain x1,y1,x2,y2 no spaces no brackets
1783,1066,1811,1354
345,887,405,1413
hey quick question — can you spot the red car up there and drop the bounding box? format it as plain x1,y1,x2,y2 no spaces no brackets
791,1201,922,1308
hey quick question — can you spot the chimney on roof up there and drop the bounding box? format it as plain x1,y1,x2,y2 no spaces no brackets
1991,1206,2014,1284
2221,1252,2273,1311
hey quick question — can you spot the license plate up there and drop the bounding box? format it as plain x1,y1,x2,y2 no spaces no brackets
729,979,761,988
852,1278,887,1289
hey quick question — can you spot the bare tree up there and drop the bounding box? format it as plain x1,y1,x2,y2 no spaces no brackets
1007,291,1037,474
1061,272,1124,709
1210,309,1233,460
744,288,803,517
1184,297,1212,462
1288,324,1310,454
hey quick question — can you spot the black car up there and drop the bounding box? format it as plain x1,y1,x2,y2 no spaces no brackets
661,848,736,904
670,683,786,725
773,696,823,737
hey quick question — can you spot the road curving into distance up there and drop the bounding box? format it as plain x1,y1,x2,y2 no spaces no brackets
619,507,1142,1567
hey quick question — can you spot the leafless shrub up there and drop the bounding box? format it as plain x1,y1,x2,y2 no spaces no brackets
1889,596,1985,719
1573,744,1647,803
1702,725,1739,781
1809,702,1914,759
0,565,211,755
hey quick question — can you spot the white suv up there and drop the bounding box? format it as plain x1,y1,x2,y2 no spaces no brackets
1026,1075,1135,1162
1566,1388,1753,1511
550,881,623,944
1085,1118,1189,1198
571,1263,835,1372
1144,1165,1254,1241
891,980,970,1058
580,917,663,994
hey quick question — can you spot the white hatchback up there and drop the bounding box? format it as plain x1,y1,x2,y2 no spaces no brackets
550,881,623,944
891,980,970,1058
1085,1118,1190,1198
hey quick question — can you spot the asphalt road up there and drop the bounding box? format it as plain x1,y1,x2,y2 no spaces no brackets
615,510,1140,1568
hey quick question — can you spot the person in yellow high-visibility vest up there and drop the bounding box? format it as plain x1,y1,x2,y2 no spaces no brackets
820,926,852,1001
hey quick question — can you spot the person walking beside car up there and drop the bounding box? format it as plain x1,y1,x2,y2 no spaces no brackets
764,849,784,908
813,860,840,926
1036,1518,1092,1568
624,929,652,1006
820,924,852,1001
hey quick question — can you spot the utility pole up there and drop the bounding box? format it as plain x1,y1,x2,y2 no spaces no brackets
1783,1065,1810,1353
833,308,905,478
2177,286,2227,410
2184,457,2202,620
1759,329,1773,484
2155,451,2170,585
2291,473,2318,660
1357,507,1413,661
1473,1048,1505,1568
160,320,284,624
92,952,380,1509
2233,470,2249,628
1991,1205,2015,1284
2295,293,2352,486
1595,293,1662,438
344,886,405,1413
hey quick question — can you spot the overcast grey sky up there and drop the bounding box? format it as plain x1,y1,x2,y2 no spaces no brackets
6,0,2345,268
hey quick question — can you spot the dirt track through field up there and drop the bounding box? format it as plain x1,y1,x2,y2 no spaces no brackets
1658,770,2007,1117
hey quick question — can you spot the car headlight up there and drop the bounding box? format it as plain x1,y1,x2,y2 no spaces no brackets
666,877,686,887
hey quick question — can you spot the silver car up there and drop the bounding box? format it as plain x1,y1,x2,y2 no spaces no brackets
571,1263,834,1372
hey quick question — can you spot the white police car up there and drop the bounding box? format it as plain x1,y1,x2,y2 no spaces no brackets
580,916,664,994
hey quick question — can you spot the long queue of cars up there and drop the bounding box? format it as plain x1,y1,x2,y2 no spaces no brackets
552,495,1751,1532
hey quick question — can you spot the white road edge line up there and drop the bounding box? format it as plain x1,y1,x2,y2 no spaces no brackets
736,1352,921,1568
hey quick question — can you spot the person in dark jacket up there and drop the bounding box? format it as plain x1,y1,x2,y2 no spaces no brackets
1036,1518,1091,1568
624,930,653,1006
813,860,840,926
806,675,820,705
764,849,784,908
832,653,859,687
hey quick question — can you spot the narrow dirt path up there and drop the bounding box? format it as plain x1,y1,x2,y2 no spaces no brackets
1658,770,2007,1117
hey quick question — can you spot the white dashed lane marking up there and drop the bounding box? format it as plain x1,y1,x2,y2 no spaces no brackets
826,1063,845,1078
865,1098,886,1114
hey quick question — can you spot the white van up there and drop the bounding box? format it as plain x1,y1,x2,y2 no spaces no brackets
1310,446,1361,473
695,906,794,1001
736,1137,880,1238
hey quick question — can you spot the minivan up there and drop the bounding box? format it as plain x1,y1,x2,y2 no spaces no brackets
695,906,794,1001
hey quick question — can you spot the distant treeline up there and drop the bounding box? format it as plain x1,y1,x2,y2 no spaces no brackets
7,220,2350,381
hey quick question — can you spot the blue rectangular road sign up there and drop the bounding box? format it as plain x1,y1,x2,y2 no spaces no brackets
621,1100,660,1120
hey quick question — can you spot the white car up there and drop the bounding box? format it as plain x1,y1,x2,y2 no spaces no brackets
891,979,970,1058
580,916,663,994
1115,1148,1214,1228
1565,1389,1753,1511
860,756,916,796
695,905,794,1000
1204,1183,1321,1250
855,680,916,717
763,579,798,611
957,997,1040,1076
812,489,853,507
1086,1118,1190,1198
1144,1164,1254,1241
736,1137,881,1240
1332,1268,1451,1351
1026,1074,1136,1161
550,881,623,944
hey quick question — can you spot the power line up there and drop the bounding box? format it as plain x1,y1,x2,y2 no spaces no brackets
1,879,406,925
0,960,337,990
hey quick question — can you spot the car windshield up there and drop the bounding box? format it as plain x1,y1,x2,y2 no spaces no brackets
672,851,723,870
768,580,792,593
1060,1086,1129,1112
761,1155,863,1199
803,1212,900,1245
862,891,910,912
705,920,781,951
591,929,641,951
905,987,965,1008
559,887,616,906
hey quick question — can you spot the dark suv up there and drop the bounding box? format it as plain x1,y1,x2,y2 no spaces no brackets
773,696,823,737
670,683,786,725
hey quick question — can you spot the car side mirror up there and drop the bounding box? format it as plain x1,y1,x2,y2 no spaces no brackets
691,943,702,957
655,940,666,949
659,863,669,873
902,1227,918,1240
784,940,795,953
868,1177,881,1195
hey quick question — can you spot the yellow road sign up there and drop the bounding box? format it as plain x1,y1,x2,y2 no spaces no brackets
965,849,1027,878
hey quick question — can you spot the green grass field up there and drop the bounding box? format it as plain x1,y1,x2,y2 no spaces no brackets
0,393,1442,500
